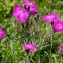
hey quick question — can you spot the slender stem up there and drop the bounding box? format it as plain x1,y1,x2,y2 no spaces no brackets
10,41,14,63
26,52,33,63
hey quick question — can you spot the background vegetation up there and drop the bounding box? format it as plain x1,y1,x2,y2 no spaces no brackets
0,0,63,63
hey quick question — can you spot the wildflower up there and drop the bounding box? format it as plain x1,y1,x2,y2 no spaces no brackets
43,14,58,23
17,8,28,22
29,9,38,15
53,20,63,32
22,44,36,51
22,1,36,9
15,4,20,7
0,28,5,39
58,46,63,52
13,6,21,18
13,7,28,22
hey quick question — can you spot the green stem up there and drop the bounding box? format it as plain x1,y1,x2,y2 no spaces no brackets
10,41,14,62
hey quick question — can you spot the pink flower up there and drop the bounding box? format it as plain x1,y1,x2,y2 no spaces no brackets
13,4,21,18
53,20,63,32
0,28,5,39
22,1,36,9
43,14,58,23
15,4,20,7
22,44,36,51
58,46,63,52
13,7,28,22
13,6,21,18
29,9,38,15
17,8,28,22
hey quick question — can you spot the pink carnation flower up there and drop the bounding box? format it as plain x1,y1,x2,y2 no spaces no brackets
22,1,36,9
22,44,36,51
53,20,63,32
43,14,58,23
13,4,21,18
58,46,63,52
0,28,5,39
13,7,28,22
13,6,21,18
29,9,38,15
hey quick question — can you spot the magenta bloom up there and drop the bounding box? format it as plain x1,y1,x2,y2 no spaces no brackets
22,44,36,51
29,9,38,15
43,14,58,23
13,7,28,22
58,46,63,52
15,4,20,7
13,6,21,18
53,20,63,32
22,1,36,9
0,28,5,39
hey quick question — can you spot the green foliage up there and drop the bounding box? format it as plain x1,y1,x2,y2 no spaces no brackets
0,0,63,63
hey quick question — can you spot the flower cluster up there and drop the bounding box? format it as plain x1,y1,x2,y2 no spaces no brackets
21,1,37,52
12,1,38,23
1,1,63,54
12,1,38,52
43,13,63,53
13,5,28,22
1,1,63,56
43,13,63,32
